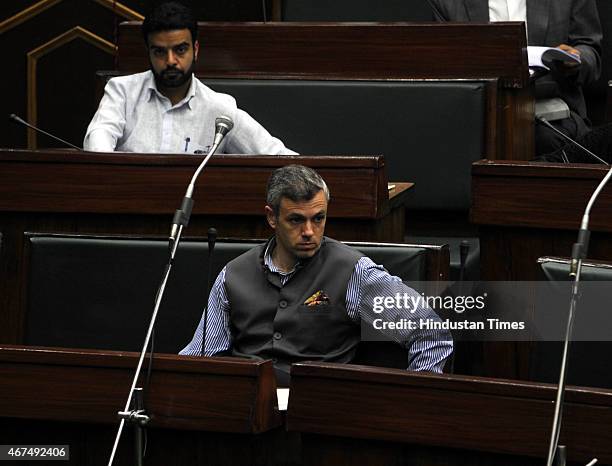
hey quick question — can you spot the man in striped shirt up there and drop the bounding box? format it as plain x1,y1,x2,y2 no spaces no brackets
180,165,453,383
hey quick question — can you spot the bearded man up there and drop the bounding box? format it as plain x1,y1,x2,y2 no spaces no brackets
84,1,295,155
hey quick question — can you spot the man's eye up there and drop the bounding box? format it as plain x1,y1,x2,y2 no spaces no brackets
289,218,302,224
175,45,188,54
314,216,325,223
152,49,165,57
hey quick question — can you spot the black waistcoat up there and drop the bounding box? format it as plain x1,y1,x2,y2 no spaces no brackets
225,237,363,375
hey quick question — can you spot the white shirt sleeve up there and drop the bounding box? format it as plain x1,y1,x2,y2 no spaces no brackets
224,106,298,155
83,78,127,152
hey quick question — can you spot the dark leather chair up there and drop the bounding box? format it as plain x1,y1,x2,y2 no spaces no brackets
23,233,449,370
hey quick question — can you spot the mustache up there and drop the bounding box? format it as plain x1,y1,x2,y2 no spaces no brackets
161,67,183,75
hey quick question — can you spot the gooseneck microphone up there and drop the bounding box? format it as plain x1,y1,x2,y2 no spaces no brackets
170,116,234,243
545,164,612,466
107,117,233,466
8,113,82,150
536,116,609,165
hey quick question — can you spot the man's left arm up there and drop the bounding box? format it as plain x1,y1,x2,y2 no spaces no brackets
561,0,603,85
223,105,298,155
347,257,453,373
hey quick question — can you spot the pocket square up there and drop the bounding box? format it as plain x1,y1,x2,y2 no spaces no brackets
304,290,330,307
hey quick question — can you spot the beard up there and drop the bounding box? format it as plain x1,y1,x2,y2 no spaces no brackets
152,59,195,89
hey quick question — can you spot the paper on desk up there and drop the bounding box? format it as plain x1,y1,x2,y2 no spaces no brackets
277,388,289,411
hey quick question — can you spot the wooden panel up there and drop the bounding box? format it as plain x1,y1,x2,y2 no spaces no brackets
472,160,612,232
0,150,387,219
471,160,612,380
288,362,612,465
118,22,529,87
0,345,280,433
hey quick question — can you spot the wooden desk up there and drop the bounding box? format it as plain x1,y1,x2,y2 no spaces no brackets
4,348,611,465
288,362,612,466
471,160,612,281
0,345,286,466
471,160,612,379
0,150,411,344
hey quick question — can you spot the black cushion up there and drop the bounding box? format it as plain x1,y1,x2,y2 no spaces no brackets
204,78,486,211
24,235,432,359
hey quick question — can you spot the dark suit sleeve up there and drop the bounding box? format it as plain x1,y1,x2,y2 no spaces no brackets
569,0,603,85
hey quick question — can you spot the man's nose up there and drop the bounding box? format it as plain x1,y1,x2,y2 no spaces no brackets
302,221,314,237
166,50,178,66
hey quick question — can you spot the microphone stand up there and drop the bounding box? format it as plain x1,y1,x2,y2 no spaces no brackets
536,117,609,166
8,113,82,150
107,117,234,466
544,165,612,466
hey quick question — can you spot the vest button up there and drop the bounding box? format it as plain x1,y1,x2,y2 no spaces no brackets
279,300,288,309
273,332,282,340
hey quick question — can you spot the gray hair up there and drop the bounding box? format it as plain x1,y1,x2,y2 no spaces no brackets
266,165,330,215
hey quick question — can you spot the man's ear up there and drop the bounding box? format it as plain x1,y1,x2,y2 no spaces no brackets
194,40,199,61
265,205,277,230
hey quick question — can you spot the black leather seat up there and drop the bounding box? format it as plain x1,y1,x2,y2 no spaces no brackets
24,233,448,370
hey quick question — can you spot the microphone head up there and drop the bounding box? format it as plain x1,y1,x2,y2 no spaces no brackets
215,116,234,137
8,113,22,124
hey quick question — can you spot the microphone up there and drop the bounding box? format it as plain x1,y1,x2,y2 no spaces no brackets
544,163,612,466
107,118,233,466
536,116,609,165
212,116,234,147
8,113,82,151
169,116,234,243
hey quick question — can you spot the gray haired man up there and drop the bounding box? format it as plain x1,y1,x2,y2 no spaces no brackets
180,165,453,384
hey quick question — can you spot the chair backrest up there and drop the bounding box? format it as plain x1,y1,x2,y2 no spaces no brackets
538,256,612,282
531,256,612,388
95,73,487,212
23,233,448,361
203,78,486,212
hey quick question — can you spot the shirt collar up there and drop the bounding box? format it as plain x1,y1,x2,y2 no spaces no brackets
263,236,327,275
264,238,298,276
145,70,197,109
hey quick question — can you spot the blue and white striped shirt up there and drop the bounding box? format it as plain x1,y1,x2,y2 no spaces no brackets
180,243,453,373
